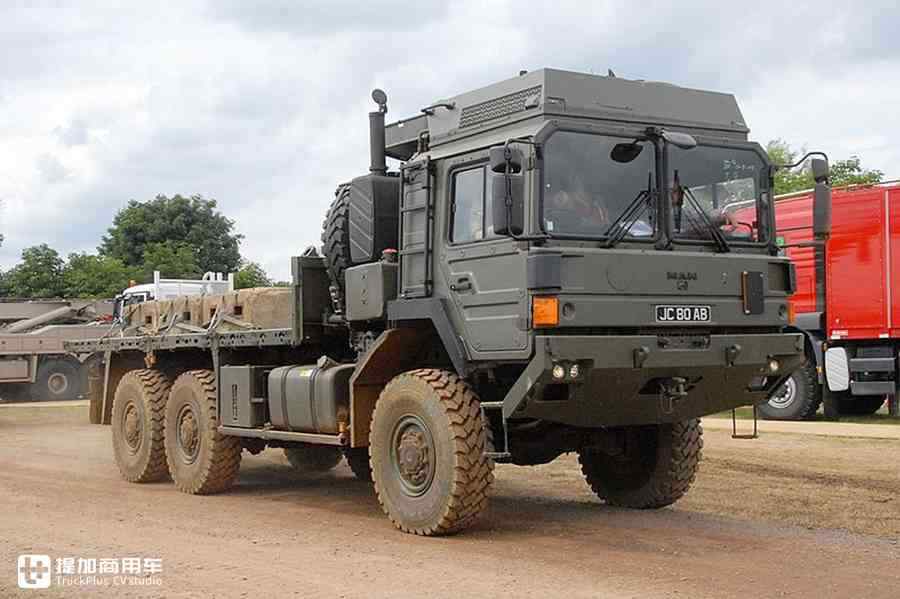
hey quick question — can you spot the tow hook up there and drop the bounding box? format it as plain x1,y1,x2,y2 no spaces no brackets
659,377,688,414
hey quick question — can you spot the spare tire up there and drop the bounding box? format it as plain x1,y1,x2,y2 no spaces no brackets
321,185,352,314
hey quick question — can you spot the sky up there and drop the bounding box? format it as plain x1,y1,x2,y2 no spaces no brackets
2,1,899,280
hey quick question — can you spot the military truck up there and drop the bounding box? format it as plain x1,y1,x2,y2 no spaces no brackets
68,68,831,536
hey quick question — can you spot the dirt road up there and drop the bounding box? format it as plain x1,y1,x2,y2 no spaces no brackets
2,404,898,598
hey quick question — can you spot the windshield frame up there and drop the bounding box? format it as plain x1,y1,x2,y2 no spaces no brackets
666,140,772,249
536,124,662,244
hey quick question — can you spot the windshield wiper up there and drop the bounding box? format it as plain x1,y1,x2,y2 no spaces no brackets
604,174,653,248
678,183,731,253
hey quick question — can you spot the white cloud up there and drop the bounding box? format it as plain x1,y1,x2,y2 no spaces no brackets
1,1,898,280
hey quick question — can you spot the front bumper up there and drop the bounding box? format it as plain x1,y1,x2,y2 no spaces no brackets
502,332,805,427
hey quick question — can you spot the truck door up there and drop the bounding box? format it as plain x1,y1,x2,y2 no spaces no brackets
435,154,529,357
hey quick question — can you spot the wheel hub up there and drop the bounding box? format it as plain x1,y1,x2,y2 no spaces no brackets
769,376,797,409
47,372,68,395
123,403,142,453
391,415,435,496
177,406,200,464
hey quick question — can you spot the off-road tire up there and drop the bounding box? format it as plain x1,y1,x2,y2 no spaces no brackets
321,185,352,314
344,447,372,482
284,444,343,472
838,396,885,416
578,419,703,509
35,357,84,401
370,369,494,536
111,369,170,483
758,363,821,421
165,370,242,495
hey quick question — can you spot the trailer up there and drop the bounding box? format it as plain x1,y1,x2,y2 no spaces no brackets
756,182,900,419
69,69,826,536
0,272,233,402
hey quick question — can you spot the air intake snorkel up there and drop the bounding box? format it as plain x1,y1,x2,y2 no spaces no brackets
369,89,388,176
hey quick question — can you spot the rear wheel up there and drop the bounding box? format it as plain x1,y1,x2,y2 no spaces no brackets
370,369,494,536
35,358,84,401
284,444,343,472
838,396,885,416
165,370,242,494
111,369,170,483
758,363,821,421
578,419,703,509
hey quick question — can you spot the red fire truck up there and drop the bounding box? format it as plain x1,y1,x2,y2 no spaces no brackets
756,182,900,420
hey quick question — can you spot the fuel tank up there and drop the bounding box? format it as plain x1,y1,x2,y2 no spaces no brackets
267,363,354,434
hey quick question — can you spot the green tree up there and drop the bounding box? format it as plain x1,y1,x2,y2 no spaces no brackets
140,241,201,280
63,253,137,298
3,244,65,298
234,261,272,289
100,194,243,273
767,139,883,195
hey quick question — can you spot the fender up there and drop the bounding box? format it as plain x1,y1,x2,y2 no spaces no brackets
789,312,825,383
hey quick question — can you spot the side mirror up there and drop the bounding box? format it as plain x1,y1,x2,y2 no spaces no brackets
811,158,829,183
809,158,831,240
489,146,523,173
813,181,831,240
611,142,644,163
491,172,524,236
489,144,525,236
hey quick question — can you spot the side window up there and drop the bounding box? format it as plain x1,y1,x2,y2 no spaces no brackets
451,166,490,243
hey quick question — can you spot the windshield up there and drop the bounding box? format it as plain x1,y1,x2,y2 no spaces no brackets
669,145,766,243
542,132,655,238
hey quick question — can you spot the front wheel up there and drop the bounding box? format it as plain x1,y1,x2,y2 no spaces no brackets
370,369,494,536
578,419,703,509
758,363,821,421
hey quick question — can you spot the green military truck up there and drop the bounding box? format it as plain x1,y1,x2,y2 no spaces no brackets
68,68,831,536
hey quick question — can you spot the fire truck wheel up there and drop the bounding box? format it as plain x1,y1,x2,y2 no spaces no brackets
284,444,343,472
578,419,703,509
370,369,494,536
344,447,373,482
165,370,242,495
838,396,885,415
111,369,171,483
758,363,821,421
36,358,84,401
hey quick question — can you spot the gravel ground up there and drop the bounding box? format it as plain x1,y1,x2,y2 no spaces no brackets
2,403,898,598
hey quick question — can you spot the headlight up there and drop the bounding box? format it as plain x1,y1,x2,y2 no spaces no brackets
552,364,566,380
569,363,580,379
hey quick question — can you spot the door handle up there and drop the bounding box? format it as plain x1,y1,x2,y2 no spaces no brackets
450,276,472,292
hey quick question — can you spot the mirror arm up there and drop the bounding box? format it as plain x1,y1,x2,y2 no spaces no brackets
774,151,830,172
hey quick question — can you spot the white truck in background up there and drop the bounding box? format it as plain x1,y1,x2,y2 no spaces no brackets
0,272,233,401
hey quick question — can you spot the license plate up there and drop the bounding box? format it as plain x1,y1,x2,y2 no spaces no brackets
655,305,711,323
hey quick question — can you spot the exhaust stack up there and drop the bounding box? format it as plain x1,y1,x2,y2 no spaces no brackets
369,89,388,176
